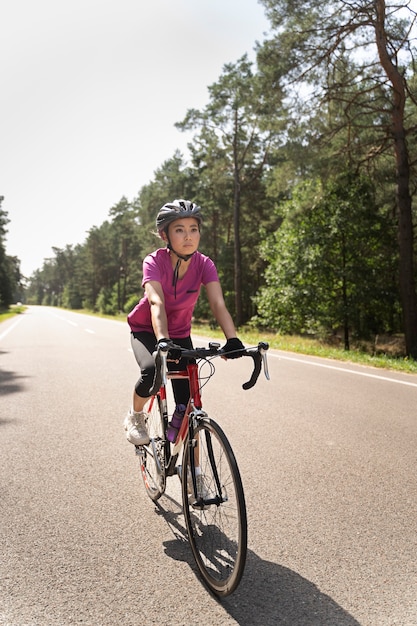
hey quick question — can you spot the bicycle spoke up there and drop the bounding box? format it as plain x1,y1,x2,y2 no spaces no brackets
182,418,247,596
138,395,166,501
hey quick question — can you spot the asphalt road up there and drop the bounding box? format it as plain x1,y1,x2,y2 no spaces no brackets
1,306,416,626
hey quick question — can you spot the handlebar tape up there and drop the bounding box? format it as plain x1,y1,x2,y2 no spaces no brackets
242,352,262,390
148,350,163,395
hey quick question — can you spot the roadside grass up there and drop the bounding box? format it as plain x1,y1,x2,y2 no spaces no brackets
2,305,416,375
0,304,26,323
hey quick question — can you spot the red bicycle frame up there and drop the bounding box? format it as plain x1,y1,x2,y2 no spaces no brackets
149,362,203,457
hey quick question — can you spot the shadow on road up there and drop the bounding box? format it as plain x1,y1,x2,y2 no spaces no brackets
0,364,27,397
155,494,361,626
223,552,362,626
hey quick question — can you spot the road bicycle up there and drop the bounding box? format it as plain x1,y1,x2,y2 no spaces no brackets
134,339,269,596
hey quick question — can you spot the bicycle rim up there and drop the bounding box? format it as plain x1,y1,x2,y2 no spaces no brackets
139,395,166,501
182,419,247,596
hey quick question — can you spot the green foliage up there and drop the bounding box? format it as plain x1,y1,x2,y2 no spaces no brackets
61,282,83,309
96,285,119,316
255,172,399,342
257,0,417,356
124,294,140,315
0,197,23,307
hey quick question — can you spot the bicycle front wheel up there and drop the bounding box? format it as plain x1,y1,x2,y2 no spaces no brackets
138,395,166,501
182,418,247,597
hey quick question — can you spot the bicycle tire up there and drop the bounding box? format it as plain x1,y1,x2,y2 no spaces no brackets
182,418,247,596
138,395,166,501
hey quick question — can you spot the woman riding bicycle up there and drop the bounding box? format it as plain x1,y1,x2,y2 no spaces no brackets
124,199,244,446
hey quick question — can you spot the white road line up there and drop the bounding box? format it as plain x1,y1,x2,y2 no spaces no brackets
49,312,78,326
269,352,417,388
0,318,22,341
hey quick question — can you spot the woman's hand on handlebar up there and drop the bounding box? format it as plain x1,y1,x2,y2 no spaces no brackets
220,337,245,359
155,337,182,361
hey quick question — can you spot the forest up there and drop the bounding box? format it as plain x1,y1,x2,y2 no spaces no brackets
2,1,417,357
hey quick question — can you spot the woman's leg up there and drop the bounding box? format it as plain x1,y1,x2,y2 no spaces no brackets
169,336,193,406
124,332,156,444
130,331,156,411
131,333,192,407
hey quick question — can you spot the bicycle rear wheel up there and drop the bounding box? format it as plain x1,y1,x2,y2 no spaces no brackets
138,395,166,501
182,418,247,597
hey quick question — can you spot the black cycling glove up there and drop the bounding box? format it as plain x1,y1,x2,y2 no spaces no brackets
156,337,171,350
221,337,245,359
156,338,182,361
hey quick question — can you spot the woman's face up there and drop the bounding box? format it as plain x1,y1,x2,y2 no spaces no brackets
166,217,201,257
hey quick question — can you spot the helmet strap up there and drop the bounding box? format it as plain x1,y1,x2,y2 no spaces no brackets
167,240,196,298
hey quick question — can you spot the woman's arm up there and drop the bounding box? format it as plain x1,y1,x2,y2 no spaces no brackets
145,281,170,340
205,281,238,339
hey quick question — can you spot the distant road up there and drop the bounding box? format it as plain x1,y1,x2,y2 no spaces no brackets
1,306,416,626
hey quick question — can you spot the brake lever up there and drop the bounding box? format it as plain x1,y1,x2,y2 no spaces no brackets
242,342,270,390
242,352,262,390
259,342,270,381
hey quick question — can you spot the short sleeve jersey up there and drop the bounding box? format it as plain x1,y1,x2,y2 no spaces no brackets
127,248,219,338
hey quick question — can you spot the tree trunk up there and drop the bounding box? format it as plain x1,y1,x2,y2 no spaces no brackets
233,108,243,327
375,0,417,358
341,234,350,350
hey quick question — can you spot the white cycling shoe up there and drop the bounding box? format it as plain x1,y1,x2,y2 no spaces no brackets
124,410,150,445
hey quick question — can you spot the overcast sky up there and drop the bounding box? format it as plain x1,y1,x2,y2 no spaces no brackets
1,0,270,278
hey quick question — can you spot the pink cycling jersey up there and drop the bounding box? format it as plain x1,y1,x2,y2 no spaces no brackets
127,247,219,338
